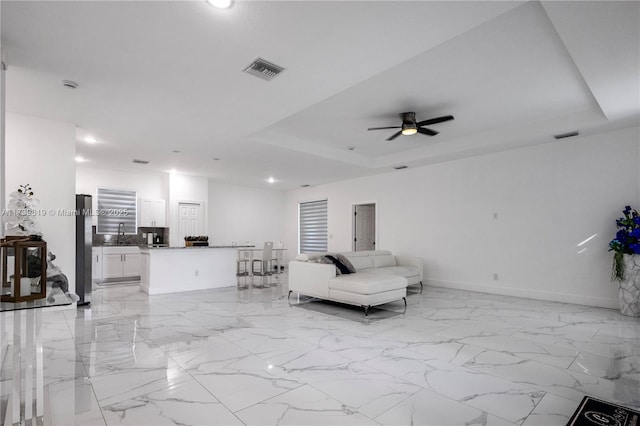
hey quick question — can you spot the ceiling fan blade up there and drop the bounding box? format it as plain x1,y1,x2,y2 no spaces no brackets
386,131,403,141
416,115,454,127
368,126,401,131
417,127,438,136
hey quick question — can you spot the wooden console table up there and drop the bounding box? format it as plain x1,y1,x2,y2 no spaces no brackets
1,238,47,303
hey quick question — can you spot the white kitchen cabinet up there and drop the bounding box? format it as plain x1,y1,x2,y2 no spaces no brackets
122,253,141,276
102,253,124,278
92,247,103,280
138,199,166,227
99,246,141,279
139,199,153,227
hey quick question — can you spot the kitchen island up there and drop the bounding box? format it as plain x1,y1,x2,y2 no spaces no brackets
140,246,251,295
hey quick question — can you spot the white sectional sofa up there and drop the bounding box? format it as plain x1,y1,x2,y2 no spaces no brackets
288,250,423,315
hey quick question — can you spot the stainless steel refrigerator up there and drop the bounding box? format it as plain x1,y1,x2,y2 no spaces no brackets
75,194,92,305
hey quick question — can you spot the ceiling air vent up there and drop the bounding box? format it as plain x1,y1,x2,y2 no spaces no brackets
554,131,579,140
243,57,285,81
393,165,408,170
132,159,149,165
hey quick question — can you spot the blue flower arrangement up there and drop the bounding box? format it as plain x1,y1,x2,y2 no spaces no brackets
609,205,640,281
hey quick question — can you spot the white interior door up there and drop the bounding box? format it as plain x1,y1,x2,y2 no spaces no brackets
353,203,376,251
178,202,204,240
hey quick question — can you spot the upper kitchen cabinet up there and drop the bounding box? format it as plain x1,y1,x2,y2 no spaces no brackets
139,199,166,227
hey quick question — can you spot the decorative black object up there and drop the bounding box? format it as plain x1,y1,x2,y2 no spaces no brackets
26,253,43,278
567,396,639,426
184,236,209,247
46,252,69,294
325,255,352,275
184,235,209,242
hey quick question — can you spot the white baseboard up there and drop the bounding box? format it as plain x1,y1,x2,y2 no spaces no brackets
140,283,150,295
425,279,618,309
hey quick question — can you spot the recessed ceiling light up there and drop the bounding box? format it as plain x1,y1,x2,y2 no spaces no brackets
75,156,86,163
347,146,355,151
267,177,276,184
212,157,220,161
172,150,181,154
206,0,232,9
393,165,408,170
300,184,310,188
83,136,98,144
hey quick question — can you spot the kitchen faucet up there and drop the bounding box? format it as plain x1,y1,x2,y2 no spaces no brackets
116,222,125,245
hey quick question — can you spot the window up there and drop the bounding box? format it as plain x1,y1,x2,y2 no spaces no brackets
299,199,328,253
96,188,137,234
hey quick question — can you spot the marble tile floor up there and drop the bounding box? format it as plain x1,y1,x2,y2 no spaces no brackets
1,275,639,426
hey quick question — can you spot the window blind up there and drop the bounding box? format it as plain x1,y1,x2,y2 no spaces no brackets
299,199,328,253
96,188,137,234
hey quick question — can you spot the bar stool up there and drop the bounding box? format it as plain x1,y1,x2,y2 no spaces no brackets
237,249,251,288
273,241,284,275
252,242,273,287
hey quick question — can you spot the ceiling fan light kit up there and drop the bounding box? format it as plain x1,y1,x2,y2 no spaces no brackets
401,126,417,136
368,112,454,141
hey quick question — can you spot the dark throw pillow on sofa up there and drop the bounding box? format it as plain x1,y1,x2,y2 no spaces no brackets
325,255,352,275
336,254,357,273
318,255,341,275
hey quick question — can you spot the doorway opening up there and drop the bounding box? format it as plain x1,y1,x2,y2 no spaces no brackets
352,203,376,251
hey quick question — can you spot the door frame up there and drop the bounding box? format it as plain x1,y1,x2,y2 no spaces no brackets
351,201,378,252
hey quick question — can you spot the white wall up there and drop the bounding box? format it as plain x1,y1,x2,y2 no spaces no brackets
0,20,5,232
5,112,76,292
76,166,169,226
76,166,169,201
284,126,640,308
207,180,285,247
169,173,208,247
77,168,285,249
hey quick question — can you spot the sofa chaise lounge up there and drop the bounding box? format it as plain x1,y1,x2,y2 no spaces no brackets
288,250,423,315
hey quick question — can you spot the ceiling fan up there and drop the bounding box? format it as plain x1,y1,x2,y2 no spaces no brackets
368,112,454,141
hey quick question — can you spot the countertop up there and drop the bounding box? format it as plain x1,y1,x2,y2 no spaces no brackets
141,245,255,250
93,244,168,248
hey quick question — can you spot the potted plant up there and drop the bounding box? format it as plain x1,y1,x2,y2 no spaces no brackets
4,184,43,239
608,205,640,317
184,235,209,247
